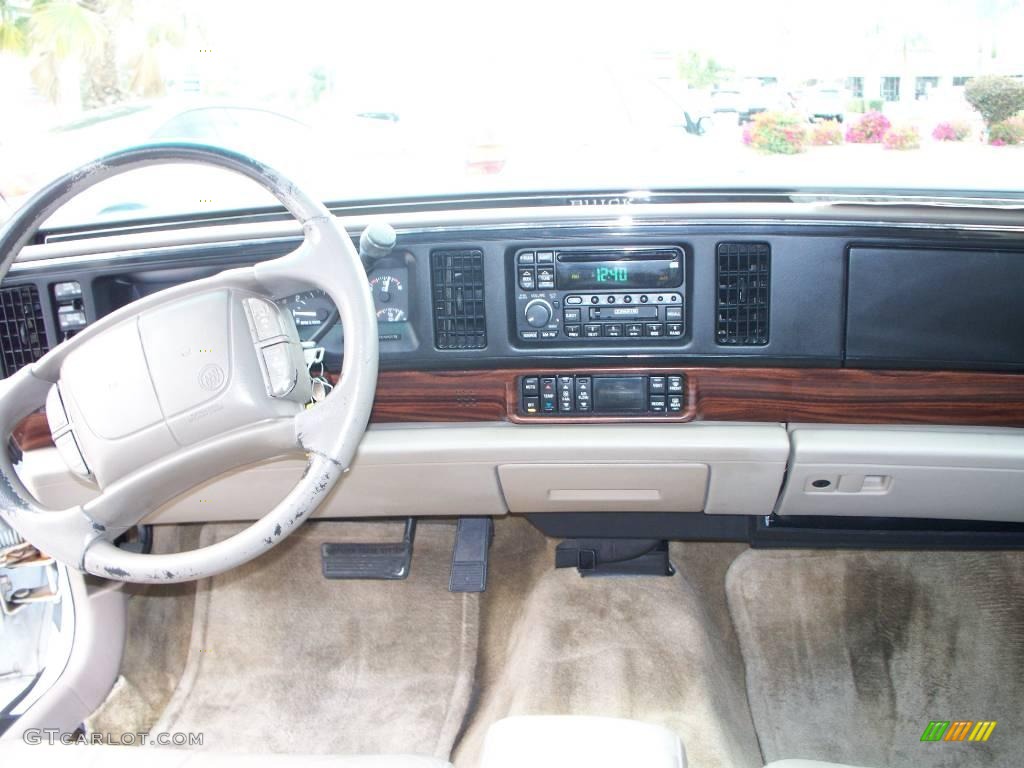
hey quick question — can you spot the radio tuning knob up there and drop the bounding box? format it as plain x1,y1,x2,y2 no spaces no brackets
524,298,553,328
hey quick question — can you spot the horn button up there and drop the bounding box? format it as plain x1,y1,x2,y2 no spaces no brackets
48,289,304,488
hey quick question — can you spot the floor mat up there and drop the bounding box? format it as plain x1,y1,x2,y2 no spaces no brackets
153,521,478,759
453,520,762,768
727,549,1024,768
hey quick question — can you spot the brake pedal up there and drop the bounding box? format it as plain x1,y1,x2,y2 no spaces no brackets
321,519,416,580
449,517,493,593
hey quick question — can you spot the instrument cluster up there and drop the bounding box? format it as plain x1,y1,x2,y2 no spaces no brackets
277,265,411,365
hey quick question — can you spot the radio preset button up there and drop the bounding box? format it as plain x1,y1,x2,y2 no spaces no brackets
645,323,664,337
604,323,623,337
565,324,582,338
625,323,643,338
667,323,683,337
584,324,602,338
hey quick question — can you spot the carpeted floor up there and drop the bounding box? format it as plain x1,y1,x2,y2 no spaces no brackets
727,549,1024,768
87,525,200,736
452,520,763,768
86,518,1024,768
150,521,478,759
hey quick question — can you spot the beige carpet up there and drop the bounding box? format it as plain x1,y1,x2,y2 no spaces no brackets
727,549,1024,768
87,525,201,736
453,519,763,768
151,521,478,759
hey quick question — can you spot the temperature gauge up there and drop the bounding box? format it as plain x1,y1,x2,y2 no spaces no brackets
369,270,408,323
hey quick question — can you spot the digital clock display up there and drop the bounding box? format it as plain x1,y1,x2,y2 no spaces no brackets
595,266,629,283
555,251,683,291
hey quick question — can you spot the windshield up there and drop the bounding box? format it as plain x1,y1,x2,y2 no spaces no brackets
2,0,1023,225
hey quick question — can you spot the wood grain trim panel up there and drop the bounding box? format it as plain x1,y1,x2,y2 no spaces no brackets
12,367,1024,453
12,411,52,452
690,367,1024,426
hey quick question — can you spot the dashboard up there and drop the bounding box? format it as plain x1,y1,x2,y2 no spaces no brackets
5,197,1024,544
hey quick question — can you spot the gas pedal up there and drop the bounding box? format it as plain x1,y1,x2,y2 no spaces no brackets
449,517,493,593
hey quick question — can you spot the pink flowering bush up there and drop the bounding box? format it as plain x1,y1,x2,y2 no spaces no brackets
988,115,1024,145
932,121,971,141
810,120,843,146
743,112,807,154
845,110,890,143
882,124,921,150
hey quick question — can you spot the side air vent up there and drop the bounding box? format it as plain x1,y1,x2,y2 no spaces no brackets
0,285,49,377
716,242,770,346
431,249,487,350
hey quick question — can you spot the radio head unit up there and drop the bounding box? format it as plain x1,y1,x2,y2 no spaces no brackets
555,249,683,291
513,246,687,344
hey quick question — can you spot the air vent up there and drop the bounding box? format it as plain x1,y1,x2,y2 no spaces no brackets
716,242,770,346
431,249,487,350
0,285,49,377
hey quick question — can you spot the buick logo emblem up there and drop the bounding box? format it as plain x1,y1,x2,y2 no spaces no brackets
198,364,225,392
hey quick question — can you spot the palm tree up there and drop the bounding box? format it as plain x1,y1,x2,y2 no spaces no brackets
0,0,29,55
27,0,105,108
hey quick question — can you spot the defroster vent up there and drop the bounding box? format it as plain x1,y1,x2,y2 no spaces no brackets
716,242,770,346
0,285,49,377
431,249,487,350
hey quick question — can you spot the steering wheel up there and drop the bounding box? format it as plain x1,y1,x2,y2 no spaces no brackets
0,144,378,583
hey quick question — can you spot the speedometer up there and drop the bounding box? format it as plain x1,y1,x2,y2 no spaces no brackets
277,290,335,339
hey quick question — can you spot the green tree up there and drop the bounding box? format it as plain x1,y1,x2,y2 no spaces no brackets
0,0,29,54
677,51,731,89
2,0,185,108
27,0,105,107
964,75,1024,128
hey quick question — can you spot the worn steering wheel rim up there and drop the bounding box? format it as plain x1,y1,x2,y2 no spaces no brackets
0,144,379,583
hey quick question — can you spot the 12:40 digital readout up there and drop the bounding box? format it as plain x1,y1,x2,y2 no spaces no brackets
594,266,629,283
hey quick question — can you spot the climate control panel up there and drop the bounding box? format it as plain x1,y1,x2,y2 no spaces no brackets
519,373,686,417
512,246,687,344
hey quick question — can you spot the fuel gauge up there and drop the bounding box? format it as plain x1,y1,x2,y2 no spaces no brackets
369,270,409,323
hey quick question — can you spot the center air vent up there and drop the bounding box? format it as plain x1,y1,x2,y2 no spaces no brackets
431,249,487,350
716,242,770,346
0,285,49,377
